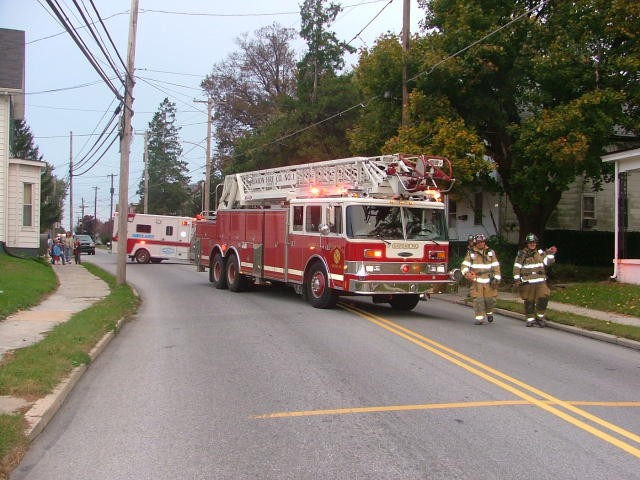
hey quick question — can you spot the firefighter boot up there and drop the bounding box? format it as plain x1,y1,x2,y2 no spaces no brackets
535,297,549,327
524,300,536,327
473,298,486,325
486,297,497,323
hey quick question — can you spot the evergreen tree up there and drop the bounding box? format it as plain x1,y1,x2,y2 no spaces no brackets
13,119,66,232
137,98,191,215
298,0,354,102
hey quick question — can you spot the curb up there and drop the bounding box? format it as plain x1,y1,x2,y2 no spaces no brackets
23,315,127,440
444,297,640,352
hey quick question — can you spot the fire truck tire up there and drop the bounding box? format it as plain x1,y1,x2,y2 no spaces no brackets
226,254,249,292
389,294,420,311
306,263,338,309
134,249,151,264
211,252,228,289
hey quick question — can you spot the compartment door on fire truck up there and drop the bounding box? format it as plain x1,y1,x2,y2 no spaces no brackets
262,210,288,282
288,204,323,284
323,204,345,290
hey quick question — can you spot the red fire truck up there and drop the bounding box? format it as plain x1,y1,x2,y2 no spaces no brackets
193,154,460,310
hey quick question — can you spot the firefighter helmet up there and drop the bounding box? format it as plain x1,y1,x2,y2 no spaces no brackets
525,233,539,243
473,233,487,244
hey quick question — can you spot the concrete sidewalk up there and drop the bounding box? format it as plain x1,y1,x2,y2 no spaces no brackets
0,262,110,435
439,286,640,350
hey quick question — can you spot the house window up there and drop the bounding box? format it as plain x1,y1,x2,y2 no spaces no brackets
448,199,457,228
23,183,33,226
473,192,483,225
582,194,597,228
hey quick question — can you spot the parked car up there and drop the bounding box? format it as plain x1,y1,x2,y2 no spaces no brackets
75,234,96,255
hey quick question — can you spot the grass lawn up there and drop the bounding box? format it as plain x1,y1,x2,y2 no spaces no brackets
550,282,639,317
0,255,57,320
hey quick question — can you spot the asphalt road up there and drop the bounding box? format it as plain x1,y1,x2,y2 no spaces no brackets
11,250,640,479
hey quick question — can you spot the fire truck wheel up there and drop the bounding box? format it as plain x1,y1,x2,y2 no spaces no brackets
389,294,420,311
226,254,249,292
211,252,228,289
134,249,151,264
307,263,338,309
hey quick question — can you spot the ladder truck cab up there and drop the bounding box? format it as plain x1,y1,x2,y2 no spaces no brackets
193,154,461,310
112,212,195,264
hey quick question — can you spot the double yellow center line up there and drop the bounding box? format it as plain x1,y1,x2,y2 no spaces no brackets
254,302,640,458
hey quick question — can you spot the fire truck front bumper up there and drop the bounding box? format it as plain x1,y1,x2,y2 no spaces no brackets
348,278,455,295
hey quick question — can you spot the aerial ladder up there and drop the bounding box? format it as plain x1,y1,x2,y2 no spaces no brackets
216,154,454,210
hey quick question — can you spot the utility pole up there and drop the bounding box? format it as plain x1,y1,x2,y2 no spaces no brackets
117,0,139,285
79,197,87,231
401,0,410,127
194,97,213,213
108,173,116,250
143,130,149,213
69,131,73,232
93,186,99,236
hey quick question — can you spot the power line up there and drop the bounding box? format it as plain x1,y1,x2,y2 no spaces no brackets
42,0,124,101
346,0,394,46
408,1,546,83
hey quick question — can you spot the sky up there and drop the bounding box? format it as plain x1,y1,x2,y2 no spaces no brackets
1,0,424,229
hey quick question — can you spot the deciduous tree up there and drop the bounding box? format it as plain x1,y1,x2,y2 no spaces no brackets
201,23,298,172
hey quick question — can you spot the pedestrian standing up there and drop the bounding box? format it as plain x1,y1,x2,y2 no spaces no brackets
63,231,74,265
51,240,63,265
513,233,558,327
461,234,501,325
74,237,82,264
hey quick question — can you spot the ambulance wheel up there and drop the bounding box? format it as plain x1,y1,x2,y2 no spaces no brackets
307,263,338,309
226,254,248,292
135,249,151,264
211,252,228,289
389,294,420,311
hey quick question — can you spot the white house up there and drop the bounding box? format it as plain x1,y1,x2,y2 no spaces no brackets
1,28,43,256
602,148,640,285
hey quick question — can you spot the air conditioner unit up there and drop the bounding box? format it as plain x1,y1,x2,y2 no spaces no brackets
582,218,597,228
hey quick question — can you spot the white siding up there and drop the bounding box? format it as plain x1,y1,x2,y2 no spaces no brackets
548,173,639,233
446,190,502,241
7,160,42,249
0,96,7,244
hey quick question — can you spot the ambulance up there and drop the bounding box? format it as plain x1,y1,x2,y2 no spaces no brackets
112,212,195,263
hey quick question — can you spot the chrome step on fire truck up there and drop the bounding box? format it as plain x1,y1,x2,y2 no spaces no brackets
112,212,195,264
193,154,461,310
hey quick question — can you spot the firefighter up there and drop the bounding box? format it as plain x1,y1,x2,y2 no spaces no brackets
513,233,558,327
461,234,501,325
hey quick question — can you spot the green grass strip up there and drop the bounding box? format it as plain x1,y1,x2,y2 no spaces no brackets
0,414,29,477
0,254,57,320
0,263,139,397
496,299,640,342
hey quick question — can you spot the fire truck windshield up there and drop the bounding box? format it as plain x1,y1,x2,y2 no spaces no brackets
346,205,447,241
